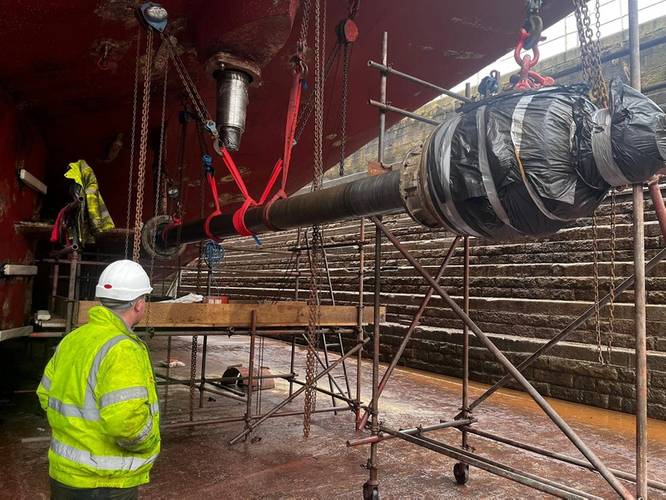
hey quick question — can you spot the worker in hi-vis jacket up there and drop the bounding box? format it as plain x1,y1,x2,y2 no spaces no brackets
37,260,160,499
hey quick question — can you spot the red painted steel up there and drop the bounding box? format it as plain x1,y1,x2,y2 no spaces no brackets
0,91,46,329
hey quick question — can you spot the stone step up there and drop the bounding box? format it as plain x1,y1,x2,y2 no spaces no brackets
196,260,666,279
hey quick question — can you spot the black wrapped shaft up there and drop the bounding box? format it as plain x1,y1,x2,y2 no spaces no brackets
159,170,404,249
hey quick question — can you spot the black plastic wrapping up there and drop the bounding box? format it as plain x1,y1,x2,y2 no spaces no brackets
424,82,666,240
609,79,666,183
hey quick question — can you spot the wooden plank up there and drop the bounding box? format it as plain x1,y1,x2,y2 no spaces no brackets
76,301,384,328
0,326,33,342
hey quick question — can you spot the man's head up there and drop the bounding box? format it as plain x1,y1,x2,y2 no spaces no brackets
99,295,147,328
95,260,153,328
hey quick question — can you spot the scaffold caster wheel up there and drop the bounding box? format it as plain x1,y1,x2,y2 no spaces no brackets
362,481,379,500
453,462,469,485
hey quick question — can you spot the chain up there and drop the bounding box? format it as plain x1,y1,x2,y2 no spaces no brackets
607,189,617,364
594,0,602,45
304,0,326,438
572,0,608,107
189,335,198,421
592,212,604,364
144,61,170,341
162,33,214,130
314,0,326,189
298,0,312,49
153,65,169,219
188,146,208,420
124,27,142,259
339,42,350,177
295,43,341,144
132,28,155,262
574,0,613,364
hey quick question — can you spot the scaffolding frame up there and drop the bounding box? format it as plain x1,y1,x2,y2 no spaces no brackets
29,2,665,495
38,239,370,444
353,11,663,497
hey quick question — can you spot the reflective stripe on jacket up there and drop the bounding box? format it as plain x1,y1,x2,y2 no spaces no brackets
37,306,160,489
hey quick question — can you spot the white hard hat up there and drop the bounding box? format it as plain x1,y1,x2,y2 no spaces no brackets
95,260,153,302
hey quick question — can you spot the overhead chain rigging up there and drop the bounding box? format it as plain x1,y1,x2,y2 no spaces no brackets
126,1,360,431
572,0,609,107
303,0,328,438
572,0,618,364
124,27,142,260
131,27,155,262
337,0,359,177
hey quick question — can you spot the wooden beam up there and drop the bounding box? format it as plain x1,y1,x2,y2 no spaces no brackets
0,326,33,342
76,301,385,328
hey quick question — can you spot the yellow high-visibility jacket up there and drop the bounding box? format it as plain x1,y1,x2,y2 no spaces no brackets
37,306,160,489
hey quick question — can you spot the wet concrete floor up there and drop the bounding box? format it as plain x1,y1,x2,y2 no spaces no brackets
2,334,666,499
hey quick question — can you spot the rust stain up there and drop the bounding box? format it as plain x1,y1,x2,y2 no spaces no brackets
412,44,483,60
218,192,245,205
90,39,131,73
220,166,250,183
440,49,484,60
450,16,500,34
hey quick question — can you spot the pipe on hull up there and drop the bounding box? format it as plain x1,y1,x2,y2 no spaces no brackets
152,170,404,254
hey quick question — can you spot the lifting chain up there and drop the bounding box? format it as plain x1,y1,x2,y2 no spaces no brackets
304,0,326,438
298,0,312,56
337,0,358,177
144,61,170,339
592,212,603,363
607,190,617,363
188,147,210,419
161,34,218,142
572,0,608,107
294,43,340,144
132,27,155,262
125,27,142,259
339,41,351,177
576,0,617,363
189,334,198,421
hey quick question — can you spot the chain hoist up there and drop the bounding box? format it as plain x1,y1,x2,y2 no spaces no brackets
132,27,155,262
337,0,359,177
